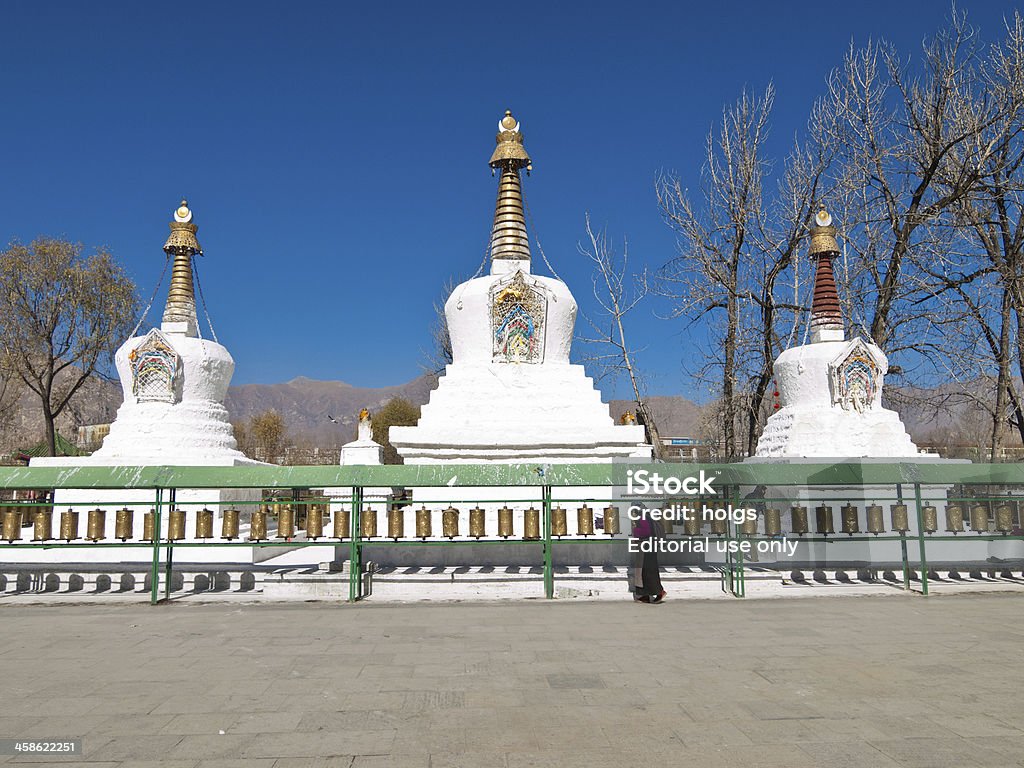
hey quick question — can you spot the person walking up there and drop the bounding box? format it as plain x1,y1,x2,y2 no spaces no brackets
630,508,666,603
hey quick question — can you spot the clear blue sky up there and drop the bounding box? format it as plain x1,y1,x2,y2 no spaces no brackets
1,1,1019,400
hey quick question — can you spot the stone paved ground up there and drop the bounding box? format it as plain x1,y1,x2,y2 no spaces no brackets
0,594,1022,768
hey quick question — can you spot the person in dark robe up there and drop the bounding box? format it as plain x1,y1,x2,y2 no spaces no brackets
630,507,666,603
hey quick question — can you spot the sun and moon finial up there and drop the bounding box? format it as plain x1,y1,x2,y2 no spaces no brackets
174,199,193,224
809,206,839,257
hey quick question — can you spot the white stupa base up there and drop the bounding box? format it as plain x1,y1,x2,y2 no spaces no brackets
391,362,650,464
756,405,926,458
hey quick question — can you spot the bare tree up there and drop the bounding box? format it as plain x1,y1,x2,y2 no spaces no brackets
576,214,663,458
423,277,456,376
0,237,137,456
823,10,1024,366
656,86,777,459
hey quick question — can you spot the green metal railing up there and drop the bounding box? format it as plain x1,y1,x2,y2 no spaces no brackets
1,460,1024,604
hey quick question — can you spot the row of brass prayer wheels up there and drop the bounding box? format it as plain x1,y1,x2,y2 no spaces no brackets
3,501,1016,543
716,503,1016,536
0,503,328,543
0,504,624,542
365,505,621,539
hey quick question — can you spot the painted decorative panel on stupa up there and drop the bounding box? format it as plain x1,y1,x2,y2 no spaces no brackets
490,270,547,363
129,328,181,403
829,339,880,413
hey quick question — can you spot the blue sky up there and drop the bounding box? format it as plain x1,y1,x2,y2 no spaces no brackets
1,0,1019,400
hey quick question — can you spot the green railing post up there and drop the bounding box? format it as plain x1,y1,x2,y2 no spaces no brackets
348,486,362,603
543,485,553,599
164,488,176,602
150,487,163,605
913,482,929,596
897,483,911,592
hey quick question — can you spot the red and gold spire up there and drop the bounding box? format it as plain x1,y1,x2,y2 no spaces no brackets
808,208,844,343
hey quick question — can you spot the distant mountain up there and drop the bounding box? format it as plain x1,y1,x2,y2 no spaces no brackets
225,375,438,445
609,396,703,437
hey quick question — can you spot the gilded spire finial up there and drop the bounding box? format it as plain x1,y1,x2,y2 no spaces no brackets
162,199,201,335
489,110,532,266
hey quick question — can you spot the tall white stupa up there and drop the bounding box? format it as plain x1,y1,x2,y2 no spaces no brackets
390,111,651,464
18,201,261,564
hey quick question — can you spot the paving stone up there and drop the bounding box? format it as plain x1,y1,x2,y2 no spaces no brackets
2,596,1024,766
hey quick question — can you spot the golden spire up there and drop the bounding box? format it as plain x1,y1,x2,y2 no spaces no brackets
489,110,532,264
162,199,201,334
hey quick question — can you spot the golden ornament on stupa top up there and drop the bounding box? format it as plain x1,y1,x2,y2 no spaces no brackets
163,199,202,256
489,110,532,171
809,208,839,257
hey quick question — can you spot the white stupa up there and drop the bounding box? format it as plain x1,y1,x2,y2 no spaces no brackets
88,200,251,464
19,201,261,564
742,210,984,566
754,209,923,459
390,111,651,464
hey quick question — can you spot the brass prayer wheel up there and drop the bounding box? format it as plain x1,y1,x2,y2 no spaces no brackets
866,504,884,535
388,506,405,540
442,506,459,538
683,506,702,536
33,508,52,542
2,508,21,542
551,506,567,537
841,504,859,535
815,505,834,535
168,508,186,541
249,506,268,541
469,507,486,538
891,503,910,533
922,504,938,533
497,506,513,538
86,508,106,541
603,505,620,535
115,506,134,541
361,507,378,538
577,505,595,536
791,505,809,535
277,503,295,539
970,504,989,533
221,508,240,540
944,503,963,534
415,506,432,538
740,513,757,536
764,508,782,537
334,507,350,539
523,507,541,539
195,508,213,539
710,512,727,536
995,503,1014,533
661,510,674,535
60,508,80,541
142,510,156,542
306,504,324,539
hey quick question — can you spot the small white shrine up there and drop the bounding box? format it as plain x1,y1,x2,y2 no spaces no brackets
16,201,262,564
